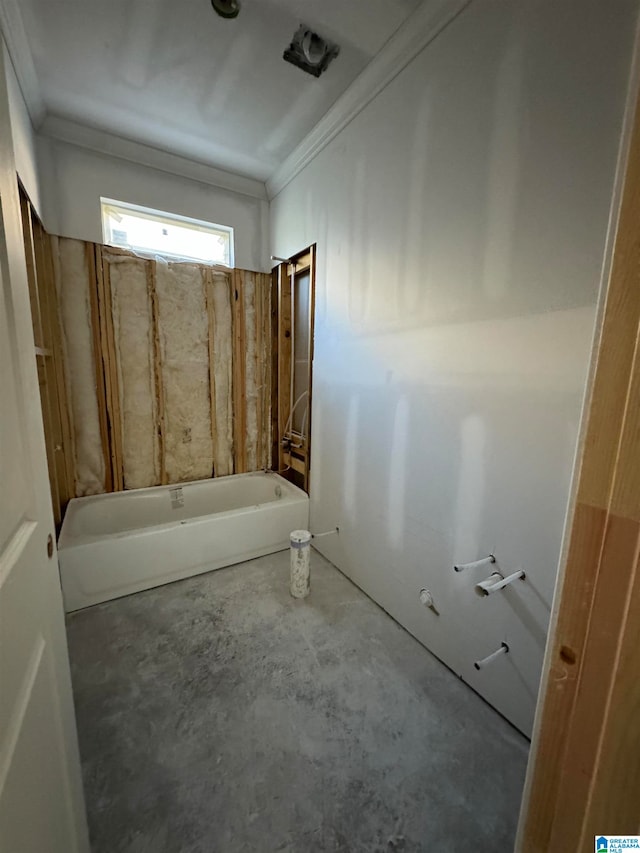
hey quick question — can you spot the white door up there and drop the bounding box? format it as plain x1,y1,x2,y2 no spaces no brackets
0,111,90,853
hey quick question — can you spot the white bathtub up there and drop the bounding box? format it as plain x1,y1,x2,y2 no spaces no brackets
58,472,309,611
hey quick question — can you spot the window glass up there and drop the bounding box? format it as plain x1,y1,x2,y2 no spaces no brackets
101,199,233,266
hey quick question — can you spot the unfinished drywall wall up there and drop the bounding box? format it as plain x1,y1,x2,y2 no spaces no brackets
155,261,213,483
53,237,104,495
38,135,269,271
55,240,272,494
270,0,639,735
3,43,42,215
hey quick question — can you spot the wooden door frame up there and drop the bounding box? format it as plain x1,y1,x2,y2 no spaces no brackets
517,82,640,850
273,245,316,492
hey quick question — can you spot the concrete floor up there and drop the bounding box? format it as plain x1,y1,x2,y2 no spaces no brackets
66,550,528,853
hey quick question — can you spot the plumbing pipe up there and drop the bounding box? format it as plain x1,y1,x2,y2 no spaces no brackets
474,572,504,596
290,529,312,599
311,528,339,539
418,587,440,615
419,588,434,608
475,570,525,596
281,390,309,442
454,554,495,573
474,642,509,670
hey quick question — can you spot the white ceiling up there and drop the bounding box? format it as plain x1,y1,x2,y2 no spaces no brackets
15,0,421,181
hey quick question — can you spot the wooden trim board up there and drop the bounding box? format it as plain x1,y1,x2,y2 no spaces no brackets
518,83,640,852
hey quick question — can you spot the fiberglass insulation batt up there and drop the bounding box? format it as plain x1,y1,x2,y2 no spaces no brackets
155,261,213,482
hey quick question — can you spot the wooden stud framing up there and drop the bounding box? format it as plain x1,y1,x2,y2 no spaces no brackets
254,273,264,469
262,274,272,470
204,268,218,476
303,244,316,492
277,263,293,476
95,248,124,491
19,188,89,521
519,86,640,851
86,244,113,493
42,232,76,505
282,450,306,475
20,193,43,349
249,272,273,471
147,262,167,485
32,220,75,510
270,269,280,472
26,220,60,517
23,216,275,496
232,268,247,473
274,246,316,492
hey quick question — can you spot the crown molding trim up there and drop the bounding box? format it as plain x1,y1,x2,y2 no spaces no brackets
266,0,472,200
41,115,268,201
0,0,45,125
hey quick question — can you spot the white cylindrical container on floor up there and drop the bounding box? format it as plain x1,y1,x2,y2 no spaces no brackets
290,529,312,599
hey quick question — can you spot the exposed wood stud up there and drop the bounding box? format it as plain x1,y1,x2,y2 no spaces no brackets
270,269,280,471
274,247,316,492
304,244,317,493
147,263,167,485
96,250,124,491
277,263,292,476
262,273,272,469
34,223,74,511
232,269,247,474
20,191,62,523
43,233,76,506
255,273,264,469
86,244,113,493
282,451,306,475
19,192,44,349
204,268,218,477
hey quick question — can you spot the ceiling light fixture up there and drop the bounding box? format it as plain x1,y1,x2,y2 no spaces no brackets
211,0,240,19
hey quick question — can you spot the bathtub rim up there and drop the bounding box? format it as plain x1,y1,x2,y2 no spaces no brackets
59,471,308,549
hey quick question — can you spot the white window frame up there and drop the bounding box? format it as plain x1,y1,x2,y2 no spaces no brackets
100,198,235,267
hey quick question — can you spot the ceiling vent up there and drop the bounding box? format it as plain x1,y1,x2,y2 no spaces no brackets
283,26,340,78
211,0,240,19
